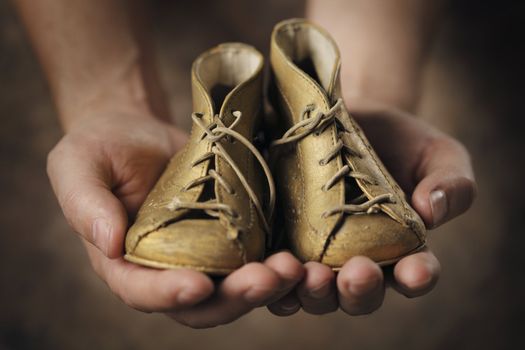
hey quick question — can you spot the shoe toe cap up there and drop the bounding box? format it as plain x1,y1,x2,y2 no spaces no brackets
321,213,425,268
125,219,247,274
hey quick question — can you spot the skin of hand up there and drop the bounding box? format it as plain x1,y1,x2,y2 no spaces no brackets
14,0,305,328
264,0,477,318
46,105,305,328
267,99,477,316
20,0,476,324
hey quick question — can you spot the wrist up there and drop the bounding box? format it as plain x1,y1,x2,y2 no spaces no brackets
343,95,411,119
55,58,169,132
341,70,422,114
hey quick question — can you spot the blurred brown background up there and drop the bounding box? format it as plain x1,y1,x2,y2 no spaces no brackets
1,0,524,349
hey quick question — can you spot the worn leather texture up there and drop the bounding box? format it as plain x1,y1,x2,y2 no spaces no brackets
269,19,426,267
125,43,269,275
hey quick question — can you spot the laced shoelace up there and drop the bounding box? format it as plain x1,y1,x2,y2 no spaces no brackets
270,98,394,218
167,111,275,242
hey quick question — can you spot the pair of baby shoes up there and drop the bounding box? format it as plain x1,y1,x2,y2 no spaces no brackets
124,19,426,275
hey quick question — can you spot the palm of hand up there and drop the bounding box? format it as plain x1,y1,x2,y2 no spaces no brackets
48,111,304,328
267,105,476,316
49,105,475,326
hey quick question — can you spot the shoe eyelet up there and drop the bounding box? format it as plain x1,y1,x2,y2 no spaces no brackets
319,159,326,166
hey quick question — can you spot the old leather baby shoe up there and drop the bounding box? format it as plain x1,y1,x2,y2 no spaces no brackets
269,19,426,268
125,43,275,275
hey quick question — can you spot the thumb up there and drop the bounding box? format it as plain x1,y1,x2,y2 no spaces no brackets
47,140,128,258
411,138,477,228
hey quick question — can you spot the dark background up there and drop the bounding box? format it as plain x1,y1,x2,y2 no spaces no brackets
1,1,524,349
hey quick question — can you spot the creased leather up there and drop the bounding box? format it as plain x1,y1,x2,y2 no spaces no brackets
125,43,267,274
270,19,426,267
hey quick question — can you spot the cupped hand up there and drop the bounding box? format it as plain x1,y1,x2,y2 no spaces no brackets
268,100,477,316
47,106,304,328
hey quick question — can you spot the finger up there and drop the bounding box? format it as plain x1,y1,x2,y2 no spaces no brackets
170,263,284,328
267,290,301,316
47,139,127,258
263,251,305,317
412,138,477,228
337,256,385,316
85,241,215,312
294,262,338,315
262,251,305,304
390,249,440,298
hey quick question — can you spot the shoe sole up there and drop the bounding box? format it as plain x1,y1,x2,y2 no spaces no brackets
329,243,427,271
124,254,236,275
125,243,425,275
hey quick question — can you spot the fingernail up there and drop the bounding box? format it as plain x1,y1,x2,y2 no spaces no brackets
309,282,332,299
430,190,447,227
279,299,300,312
92,218,111,256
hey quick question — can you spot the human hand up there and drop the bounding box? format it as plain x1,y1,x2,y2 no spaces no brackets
267,100,477,316
47,105,304,328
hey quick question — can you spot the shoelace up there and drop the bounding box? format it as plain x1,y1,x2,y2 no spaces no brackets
270,98,394,218
168,111,275,242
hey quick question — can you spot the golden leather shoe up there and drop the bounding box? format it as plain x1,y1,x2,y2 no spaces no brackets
269,19,426,267
125,43,275,275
